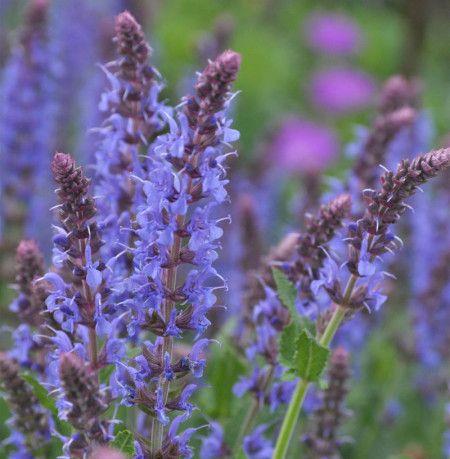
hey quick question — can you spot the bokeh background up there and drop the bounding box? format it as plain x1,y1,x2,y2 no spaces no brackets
1,1,450,458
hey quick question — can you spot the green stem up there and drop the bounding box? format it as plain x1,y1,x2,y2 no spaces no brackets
318,306,347,348
233,365,275,455
272,275,357,459
272,378,309,459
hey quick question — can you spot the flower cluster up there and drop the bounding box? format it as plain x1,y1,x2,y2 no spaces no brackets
349,91,416,207
111,46,241,455
8,240,49,373
290,194,352,308
94,11,166,267
58,352,108,455
40,152,119,457
2,5,450,459
232,194,351,456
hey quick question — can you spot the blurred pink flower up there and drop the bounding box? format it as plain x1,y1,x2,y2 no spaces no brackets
270,118,338,174
304,12,362,55
310,68,376,115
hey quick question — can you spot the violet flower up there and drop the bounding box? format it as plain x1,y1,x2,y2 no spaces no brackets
314,149,450,334
269,117,338,175
93,11,166,269
0,0,55,270
310,68,375,115
114,49,241,456
39,153,121,456
304,12,363,56
243,425,273,459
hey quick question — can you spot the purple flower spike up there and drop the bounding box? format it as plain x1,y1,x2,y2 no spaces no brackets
116,46,241,456
0,0,55,269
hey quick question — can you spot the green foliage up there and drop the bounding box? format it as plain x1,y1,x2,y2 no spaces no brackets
21,373,71,436
201,338,246,420
99,364,115,385
279,322,329,383
112,428,136,456
294,330,329,382
272,268,297,316
278,321,299,368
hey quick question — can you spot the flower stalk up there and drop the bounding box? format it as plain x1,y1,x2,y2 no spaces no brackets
274,148,450,458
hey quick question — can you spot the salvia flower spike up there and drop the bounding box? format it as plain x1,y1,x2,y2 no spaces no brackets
273,148,450,459
114,48,240,455
0,352,50,455
41,152,120,456
94,11,166,268
0,0,55,277
232,194,351,453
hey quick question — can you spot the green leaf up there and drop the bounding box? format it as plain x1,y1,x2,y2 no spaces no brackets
295,330,329,382
203,338,246,420
99,364,115,384
272,268,297,316
21,373,57,414
21,373,72,436
112,429,135,456
299,315,316,337
279,321,299,367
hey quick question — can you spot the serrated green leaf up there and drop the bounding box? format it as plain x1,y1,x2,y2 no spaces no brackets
280,368,297,381
112,429,135,456
272,268,297,316
21,373,72,436
295,330,330,382
279,321,299,367
299,315,317,337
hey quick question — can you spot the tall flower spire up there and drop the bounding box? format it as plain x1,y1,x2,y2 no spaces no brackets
41,153,121,456
0,352,50,456
232,194,351,454
0,0,55,278
94,11,166,266
116,48,241,456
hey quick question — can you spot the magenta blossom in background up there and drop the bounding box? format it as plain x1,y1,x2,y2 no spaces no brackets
304,12,362,56
310,68,376,115
270,118,338,174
